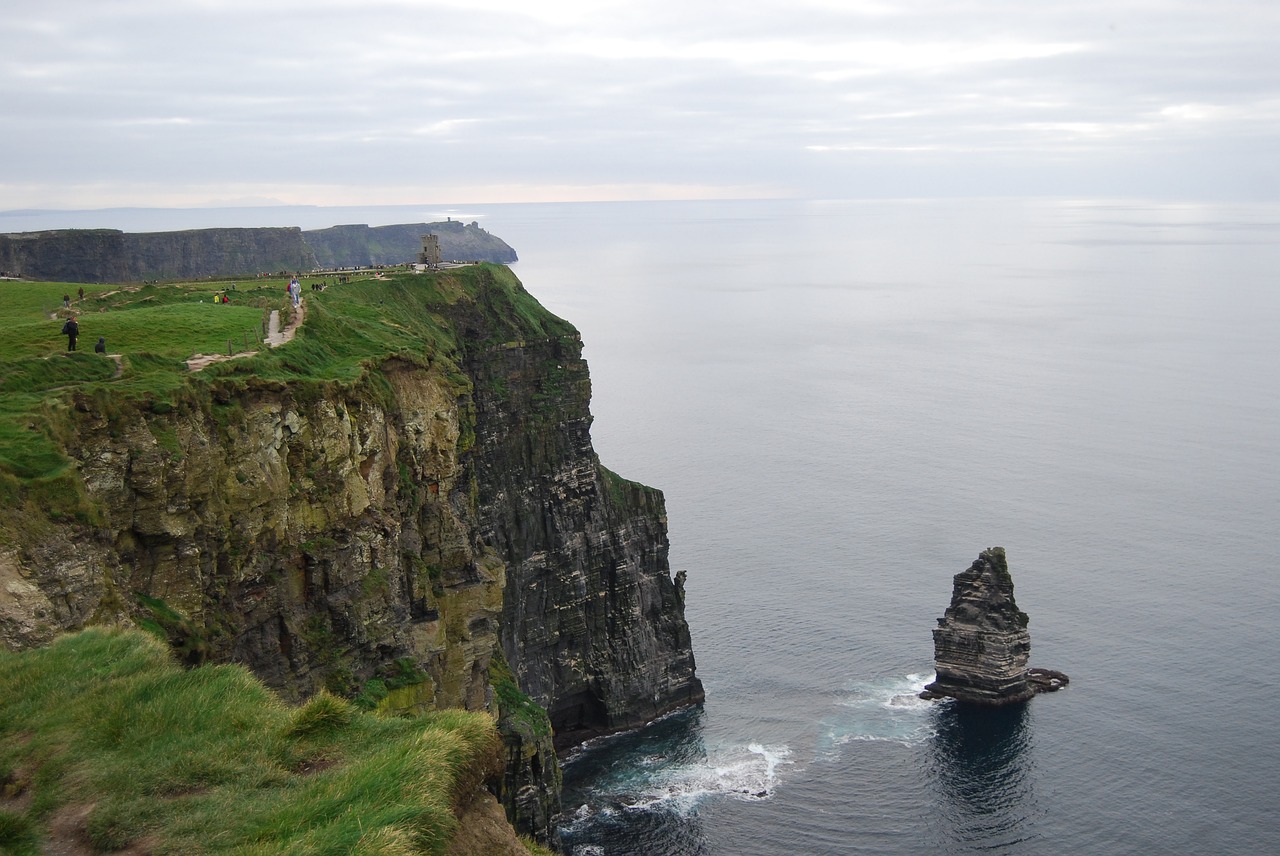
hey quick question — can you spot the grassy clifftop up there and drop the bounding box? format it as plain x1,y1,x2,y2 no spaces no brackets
0,627,528,855
0,264,574,523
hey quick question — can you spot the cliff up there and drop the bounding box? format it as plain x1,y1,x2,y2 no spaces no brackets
0,264,701,842
923,547,1066,705
0,221,517,283
305,221,518,268
0,227,314,283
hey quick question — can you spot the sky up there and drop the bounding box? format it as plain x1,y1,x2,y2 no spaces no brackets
2,0,1278,210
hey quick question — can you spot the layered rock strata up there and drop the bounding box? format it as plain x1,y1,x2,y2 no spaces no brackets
464,327,705,746
922,547,1067,705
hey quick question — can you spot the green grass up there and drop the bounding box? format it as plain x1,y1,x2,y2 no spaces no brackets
0,628,503,855
488,653,552,742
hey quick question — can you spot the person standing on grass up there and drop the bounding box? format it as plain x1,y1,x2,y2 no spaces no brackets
61,316,79,351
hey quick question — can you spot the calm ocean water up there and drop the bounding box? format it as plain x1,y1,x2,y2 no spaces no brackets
497,198,1280,856
7,198,1278,854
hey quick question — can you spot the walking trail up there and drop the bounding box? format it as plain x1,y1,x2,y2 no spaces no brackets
186,298,304,372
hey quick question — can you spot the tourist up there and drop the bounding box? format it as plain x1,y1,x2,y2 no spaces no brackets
61,316,79,351
94,337,106,354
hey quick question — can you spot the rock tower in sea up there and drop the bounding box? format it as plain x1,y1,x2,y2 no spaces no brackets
922,547,1067,705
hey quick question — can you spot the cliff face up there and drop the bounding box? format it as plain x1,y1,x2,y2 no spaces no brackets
924,548,1034,705
0,265,700,840
0,366,499,705
460,310,704,746
0,228,313,283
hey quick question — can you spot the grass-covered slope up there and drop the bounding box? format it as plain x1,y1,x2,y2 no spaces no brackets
0,628,504,855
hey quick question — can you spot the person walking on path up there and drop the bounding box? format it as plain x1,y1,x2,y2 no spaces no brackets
78,287,85,301
61,316,79,351
63,293,71,308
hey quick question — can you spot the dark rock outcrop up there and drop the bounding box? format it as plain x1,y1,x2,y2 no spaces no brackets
922,547,1066,705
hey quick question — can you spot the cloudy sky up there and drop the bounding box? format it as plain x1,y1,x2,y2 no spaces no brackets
2,0,1277,209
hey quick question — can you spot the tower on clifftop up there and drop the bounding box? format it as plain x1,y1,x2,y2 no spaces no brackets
418,234,441,268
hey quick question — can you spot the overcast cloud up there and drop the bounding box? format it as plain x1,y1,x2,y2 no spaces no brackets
2,0,1277,208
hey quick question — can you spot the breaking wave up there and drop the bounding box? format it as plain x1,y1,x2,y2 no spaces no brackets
821,671,940,749
564,740,790,827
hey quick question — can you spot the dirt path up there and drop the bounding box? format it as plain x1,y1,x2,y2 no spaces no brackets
186,298,303,372
264,298,305,348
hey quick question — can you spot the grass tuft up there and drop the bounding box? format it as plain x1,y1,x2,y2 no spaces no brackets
0,627,502,854
0,807,41,855
287,691,357,736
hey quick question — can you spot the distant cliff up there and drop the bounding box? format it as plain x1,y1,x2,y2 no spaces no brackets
305,220,518,268
0,220,517,283
0,227,312,283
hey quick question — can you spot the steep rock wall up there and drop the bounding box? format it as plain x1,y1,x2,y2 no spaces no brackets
460,312,704,746
0,367,497,711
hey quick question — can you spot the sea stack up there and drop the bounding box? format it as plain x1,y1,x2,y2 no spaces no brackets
922,547,1067,705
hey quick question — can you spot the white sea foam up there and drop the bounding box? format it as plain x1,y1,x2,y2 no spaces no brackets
577,741,791,818
630,742,789,813
823,672,939,748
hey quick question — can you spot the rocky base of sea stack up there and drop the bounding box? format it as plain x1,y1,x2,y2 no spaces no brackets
920,547,1068,706
1026,668,1070,693
920,667,1070,702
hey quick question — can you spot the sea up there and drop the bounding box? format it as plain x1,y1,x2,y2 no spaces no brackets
5,198,1278,855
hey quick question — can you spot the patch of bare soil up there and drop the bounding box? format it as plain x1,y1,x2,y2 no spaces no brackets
41,803,158,856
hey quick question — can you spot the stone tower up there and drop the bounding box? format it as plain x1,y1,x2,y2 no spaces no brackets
418,234,441,267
